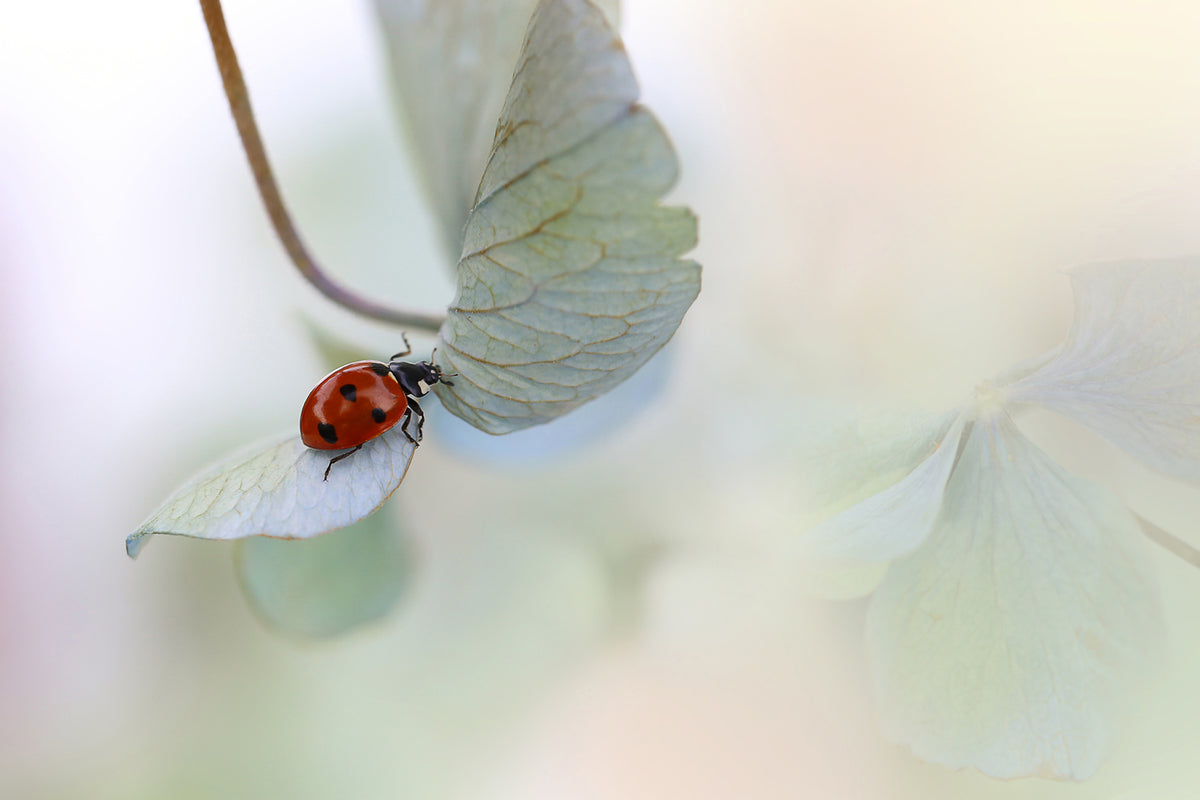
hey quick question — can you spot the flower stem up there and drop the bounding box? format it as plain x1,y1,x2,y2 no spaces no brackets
197,0,445,333
1137,514,1200,569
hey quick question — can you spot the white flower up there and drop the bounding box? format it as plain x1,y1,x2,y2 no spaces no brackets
803,258,1200,779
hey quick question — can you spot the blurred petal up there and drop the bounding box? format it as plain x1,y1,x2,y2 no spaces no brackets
790,410,956,598
795,409,959,522
373,0,619,259
1007,257,1200,483
234,511,414,639
127,428,416,558
373,0,536,260
434,0,700,434
804,415,966,563
866,411,1161,780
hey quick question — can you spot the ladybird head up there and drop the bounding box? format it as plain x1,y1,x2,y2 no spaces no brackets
388,349,456,397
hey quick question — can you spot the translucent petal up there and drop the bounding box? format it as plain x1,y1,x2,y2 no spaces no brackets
373,0,620,260
234,511,414,638
1006,257,1200,483
795,409,959,520
126,428,416,558
433,0,700,434
866,412,1161,780
804,415,966,563
790,410,957,598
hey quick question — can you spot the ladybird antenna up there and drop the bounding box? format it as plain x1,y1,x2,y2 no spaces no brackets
432,350,457,377
427,348,455,374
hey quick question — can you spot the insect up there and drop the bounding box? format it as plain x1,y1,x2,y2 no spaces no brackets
300,335,453,480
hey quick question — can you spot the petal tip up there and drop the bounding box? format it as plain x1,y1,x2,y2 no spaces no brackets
126,531,149,559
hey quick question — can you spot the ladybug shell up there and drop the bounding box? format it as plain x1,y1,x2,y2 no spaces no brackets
299,361,408,450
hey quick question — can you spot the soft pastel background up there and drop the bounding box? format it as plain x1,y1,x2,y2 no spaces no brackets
3,1,1200,797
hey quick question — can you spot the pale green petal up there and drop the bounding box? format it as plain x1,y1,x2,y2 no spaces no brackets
126,429,416,558
1006,257,1200,483
471,0,632,207
867,412,1161,780
793,409,960,522
433,0,700,434
234,512,413,638
373,0,619,260
791,410,956,598
804,415,966,563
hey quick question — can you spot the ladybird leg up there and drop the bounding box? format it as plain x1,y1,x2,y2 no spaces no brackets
400,408,424,445
389,332,412,361
401,398,426,444
323,444,363,481
399,409,418,445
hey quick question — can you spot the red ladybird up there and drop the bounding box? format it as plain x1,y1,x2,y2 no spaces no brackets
300,337,452,480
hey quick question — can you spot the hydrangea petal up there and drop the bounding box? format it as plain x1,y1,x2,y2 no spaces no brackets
126,428,416,558
1007,258,1200,483
804,415,966,563
373,0,619,258
433,0,700,434
234,511,414,638
866,411,1161,780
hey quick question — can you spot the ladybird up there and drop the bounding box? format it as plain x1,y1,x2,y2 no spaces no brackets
300,336,452,480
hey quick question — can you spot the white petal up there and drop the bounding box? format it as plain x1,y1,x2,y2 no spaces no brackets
373,0,620,260
126,428,417,558
1006,257,1200,483
234,511,413,638
434,0,700,434
866,412,1161,780
804,415,965,563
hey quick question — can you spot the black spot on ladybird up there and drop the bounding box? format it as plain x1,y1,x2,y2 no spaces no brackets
371,407,387,423
370,363,390,376
318,422,338,444
339,383,357,402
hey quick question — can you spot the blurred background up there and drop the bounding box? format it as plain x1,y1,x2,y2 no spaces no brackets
4,0,1200,797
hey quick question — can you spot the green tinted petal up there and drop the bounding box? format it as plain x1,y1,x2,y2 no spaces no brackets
435,0,699,433
374,0,620,260
867,412,1161,779
234,512,414,638
127,429,416,558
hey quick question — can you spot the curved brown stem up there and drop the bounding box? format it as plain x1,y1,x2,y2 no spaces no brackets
198,0,445,333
